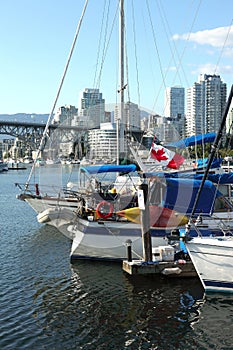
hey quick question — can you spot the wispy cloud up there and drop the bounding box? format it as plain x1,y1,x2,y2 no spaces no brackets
173,25,233,47
191,63,233,76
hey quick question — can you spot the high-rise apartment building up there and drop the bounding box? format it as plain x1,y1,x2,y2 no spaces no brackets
164,86,185,137
53,105,78,125
164,86,185,118
114,101,141,131
186,74,227,136
78,88,105,128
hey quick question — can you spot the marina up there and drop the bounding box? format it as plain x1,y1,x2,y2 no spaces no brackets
1,0,233,348
8,0,233,292
1,168,233,349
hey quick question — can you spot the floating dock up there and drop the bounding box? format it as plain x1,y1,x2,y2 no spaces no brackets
122,260,196,277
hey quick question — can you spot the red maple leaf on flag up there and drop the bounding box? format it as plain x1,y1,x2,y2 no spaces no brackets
151,147,168,161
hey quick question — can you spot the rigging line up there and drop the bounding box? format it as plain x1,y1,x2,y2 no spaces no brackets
145,0,166,98
155,0,202,114
93,0,110,91
214,19,233,74
157,0,189,87
95,3,119,89
169,0,202,86
130,0,140,107
92,0,109,89
102,222,144,260
25,0,89,190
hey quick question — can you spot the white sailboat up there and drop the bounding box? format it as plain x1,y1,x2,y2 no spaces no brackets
185,85,233,293
16,1,233,263
186,236,233,293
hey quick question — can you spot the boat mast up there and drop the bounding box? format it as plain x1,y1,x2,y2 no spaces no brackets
117,0,125,165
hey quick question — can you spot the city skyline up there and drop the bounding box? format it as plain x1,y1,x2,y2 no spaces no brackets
0,0,233,116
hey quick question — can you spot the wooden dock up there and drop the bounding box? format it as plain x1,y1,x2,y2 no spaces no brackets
122,260,197,277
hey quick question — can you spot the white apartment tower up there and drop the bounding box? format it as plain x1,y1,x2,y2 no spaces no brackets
78,88,105,128
53,105,78,125
186,74,227,136
114,101,141,131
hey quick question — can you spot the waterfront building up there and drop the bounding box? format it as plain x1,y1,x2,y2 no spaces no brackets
124,102,141,131
0,139,14,159
9,138,27,160
164,86,185,119
186,74,227,137
114,101,141,132
78,88,105,129
155,117,180,143
87,123,127,162
53,105,78,125
164,86,185,137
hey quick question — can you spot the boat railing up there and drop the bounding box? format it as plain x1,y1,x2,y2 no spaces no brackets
15,182,73,198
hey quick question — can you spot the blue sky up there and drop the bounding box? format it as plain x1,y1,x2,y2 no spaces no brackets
1,0,233,116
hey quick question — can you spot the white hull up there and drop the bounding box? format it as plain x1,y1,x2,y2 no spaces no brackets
22,194,233,234
23,195,78,214
20,195,79,239
68,217,167,261
37,207,77,239
186,237,233,293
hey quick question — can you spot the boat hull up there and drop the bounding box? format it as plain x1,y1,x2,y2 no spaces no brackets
68,217,229,261
186,237,233,293
20,194,233,232
68,218,168,261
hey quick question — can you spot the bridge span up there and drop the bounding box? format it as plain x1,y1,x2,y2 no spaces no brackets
0,120,86,150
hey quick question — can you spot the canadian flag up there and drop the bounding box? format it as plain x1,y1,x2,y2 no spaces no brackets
150,143,185,169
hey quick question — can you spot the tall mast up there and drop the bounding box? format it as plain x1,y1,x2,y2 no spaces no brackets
117,0,125,164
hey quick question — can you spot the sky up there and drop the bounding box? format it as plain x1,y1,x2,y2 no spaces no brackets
1,0,233,116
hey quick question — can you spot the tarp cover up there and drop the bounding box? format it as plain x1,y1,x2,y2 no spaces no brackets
146,171,233,185
166,132,216,149
80,164,137,175
193,157,222,169
162,178,220,216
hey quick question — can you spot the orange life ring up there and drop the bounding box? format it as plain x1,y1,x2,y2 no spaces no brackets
96,201,114,219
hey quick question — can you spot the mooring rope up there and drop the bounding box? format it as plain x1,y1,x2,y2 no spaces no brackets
25,0,89,190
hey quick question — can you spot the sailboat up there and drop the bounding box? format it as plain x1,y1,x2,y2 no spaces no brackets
16,1,233,262
185,85,233,293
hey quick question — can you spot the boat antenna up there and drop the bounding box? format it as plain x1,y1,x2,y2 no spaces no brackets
25,0,89,190
186,84,233,231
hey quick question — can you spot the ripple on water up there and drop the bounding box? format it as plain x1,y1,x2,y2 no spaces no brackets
1,170,233,349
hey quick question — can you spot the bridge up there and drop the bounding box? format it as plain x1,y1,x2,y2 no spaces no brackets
0,120,87,150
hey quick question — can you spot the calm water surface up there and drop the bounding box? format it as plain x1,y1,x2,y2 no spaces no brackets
1,167,233,350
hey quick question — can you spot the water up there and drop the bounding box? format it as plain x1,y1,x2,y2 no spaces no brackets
1,167,233,350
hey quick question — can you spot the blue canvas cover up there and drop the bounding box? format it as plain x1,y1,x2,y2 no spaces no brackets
80,164,137,175
149,171,233,185
163,178,220,216
166,132,216,149
193,157,222,169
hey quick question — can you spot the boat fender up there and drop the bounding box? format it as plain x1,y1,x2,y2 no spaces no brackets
161,267,182,275
96,201,113,219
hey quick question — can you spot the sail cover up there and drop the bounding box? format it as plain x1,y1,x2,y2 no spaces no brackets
166,132,216,149
161,178,220,216
80,164,137,175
